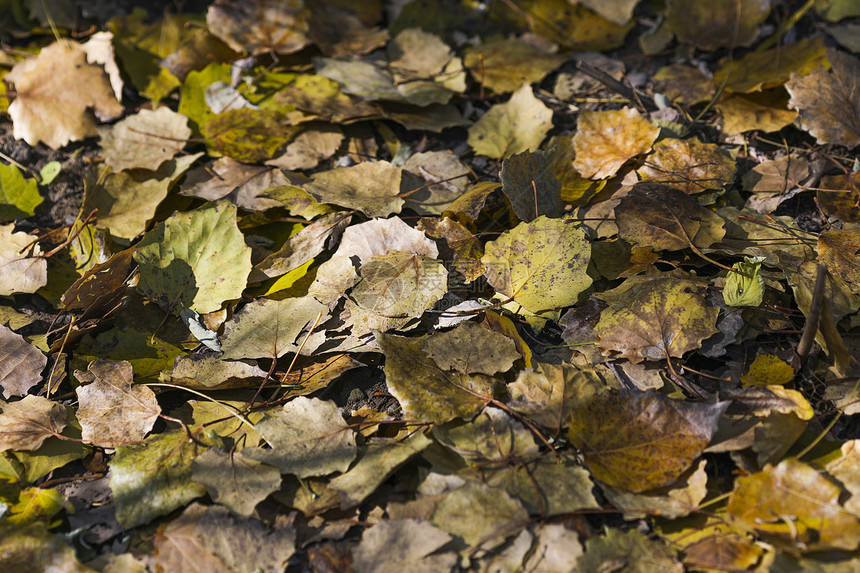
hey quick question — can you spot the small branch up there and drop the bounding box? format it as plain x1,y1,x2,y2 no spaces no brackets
796,263,827,361
574,60,658,112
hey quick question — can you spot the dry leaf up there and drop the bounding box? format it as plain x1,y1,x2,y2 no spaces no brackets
573,107,659,179
0,396,67,452
5,40,123,149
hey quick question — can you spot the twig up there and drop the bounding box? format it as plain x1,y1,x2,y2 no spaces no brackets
574,60,658,112
795,263,827,361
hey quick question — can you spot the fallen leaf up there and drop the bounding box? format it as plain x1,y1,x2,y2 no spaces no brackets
134,201,253,314
164,354,266,390
577,528,683,573
402,151,470,215
817,228,860,293
728,458,860,550
329,433,433,510
615,183,726,251
0,396,66,452
204,108,301,163
594,274,720,363
74,359,160,446
481,216,592,314
303,161,404,217
637,138,735,195
417,216,484,281
6,486,70,526
347,251,448,335
100,107,191,172
468,83,553,159
266,125,344,170
523,1,633,51
740,354,795,387
0,324,47,398
0,225,47,296
714,37,828,93
242,397,356,478
0,522,93,573
219,295,327,360
652,64,715,104
155,502,296,573
716,90,799,136
5,40,123,149
573,107,659,180
0,163,42,221
499,150,563,222
508,362,616,431
207,0,310,55
826,440,860,516
463,38,565,94
422,322,520,375
434,407,538,462
182,157,292,211
191,447,281,517
665,0,770,50
379,333,495,424
109,427,220,528
723,256,766,307
352,518,457,573
601,458,709,519
569,389,727,492
523,524,584,573
786,49,860,148
430,481,529,550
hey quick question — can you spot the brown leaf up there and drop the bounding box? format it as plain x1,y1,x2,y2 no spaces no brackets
665,0,770,50
569,390,727,492
615,183,726,251
0,324,47,399
75,359,161,446
5,40,123,149
0,224,48,296
786,49,860,149
499,150,563,222
418,216,484,281
637,138,735,195
422,322,520,375
0,396,67,452
99,107,191,172
207,0,311,56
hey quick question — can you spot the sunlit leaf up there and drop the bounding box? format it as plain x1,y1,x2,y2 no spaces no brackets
0,225,47,296
716,90,799,136
0,396,66,452
569,389,727,492
0,163,42,221
302,161,404,217
242,397,356,478
219,295,327,360
207,0,310,55
74,359,160,446
728,458,860,551
573,106,659,180
723,256,765,307
463,38,565,94
352,519,456,573
0,522,93,573
7,487,69,526
0,324,47,399
637,138,735,195
204,108,301,163
714,37,828,94
740,354,795,387
422,322,520,375
5,40,123,149
109,427,221,528
481,216,591,314
467,83,552,159
100,107,191,172
134,201,253,314
378,333,494,424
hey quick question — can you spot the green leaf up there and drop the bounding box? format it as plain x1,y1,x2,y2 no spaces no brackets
178,62,232,134
0,163,42,221
109,427,221,528
7,487,69,526
0,522,93,573
481,216,591,314
723,256,765,307
204,109,300,163
134,201,252,315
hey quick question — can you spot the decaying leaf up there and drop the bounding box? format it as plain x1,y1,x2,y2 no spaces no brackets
191,447,281,517
499,150,563,222
594,274,720,363
723,256,766,307
207,0,310,55
0,396,66,452
110,427,221,528
0,225,47,296
100,107,191,172
569,390,727,492
577,528,683,573
463,38,565,94
664,0,770,50
786,49,860,149
615,183,726,251
728,458,860,550
422,321,520,375
378,333,494,424
219,295,328,360
0,324,47,399
5,40,123,149
0,522,93,573
303,161,404,217
468,84,553,159
242,397,356,478
573,107,659,180
352,519,457,573
637,138,735,194
74,359,160,446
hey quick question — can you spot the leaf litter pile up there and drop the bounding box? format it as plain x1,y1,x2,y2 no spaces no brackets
1,0,860,571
